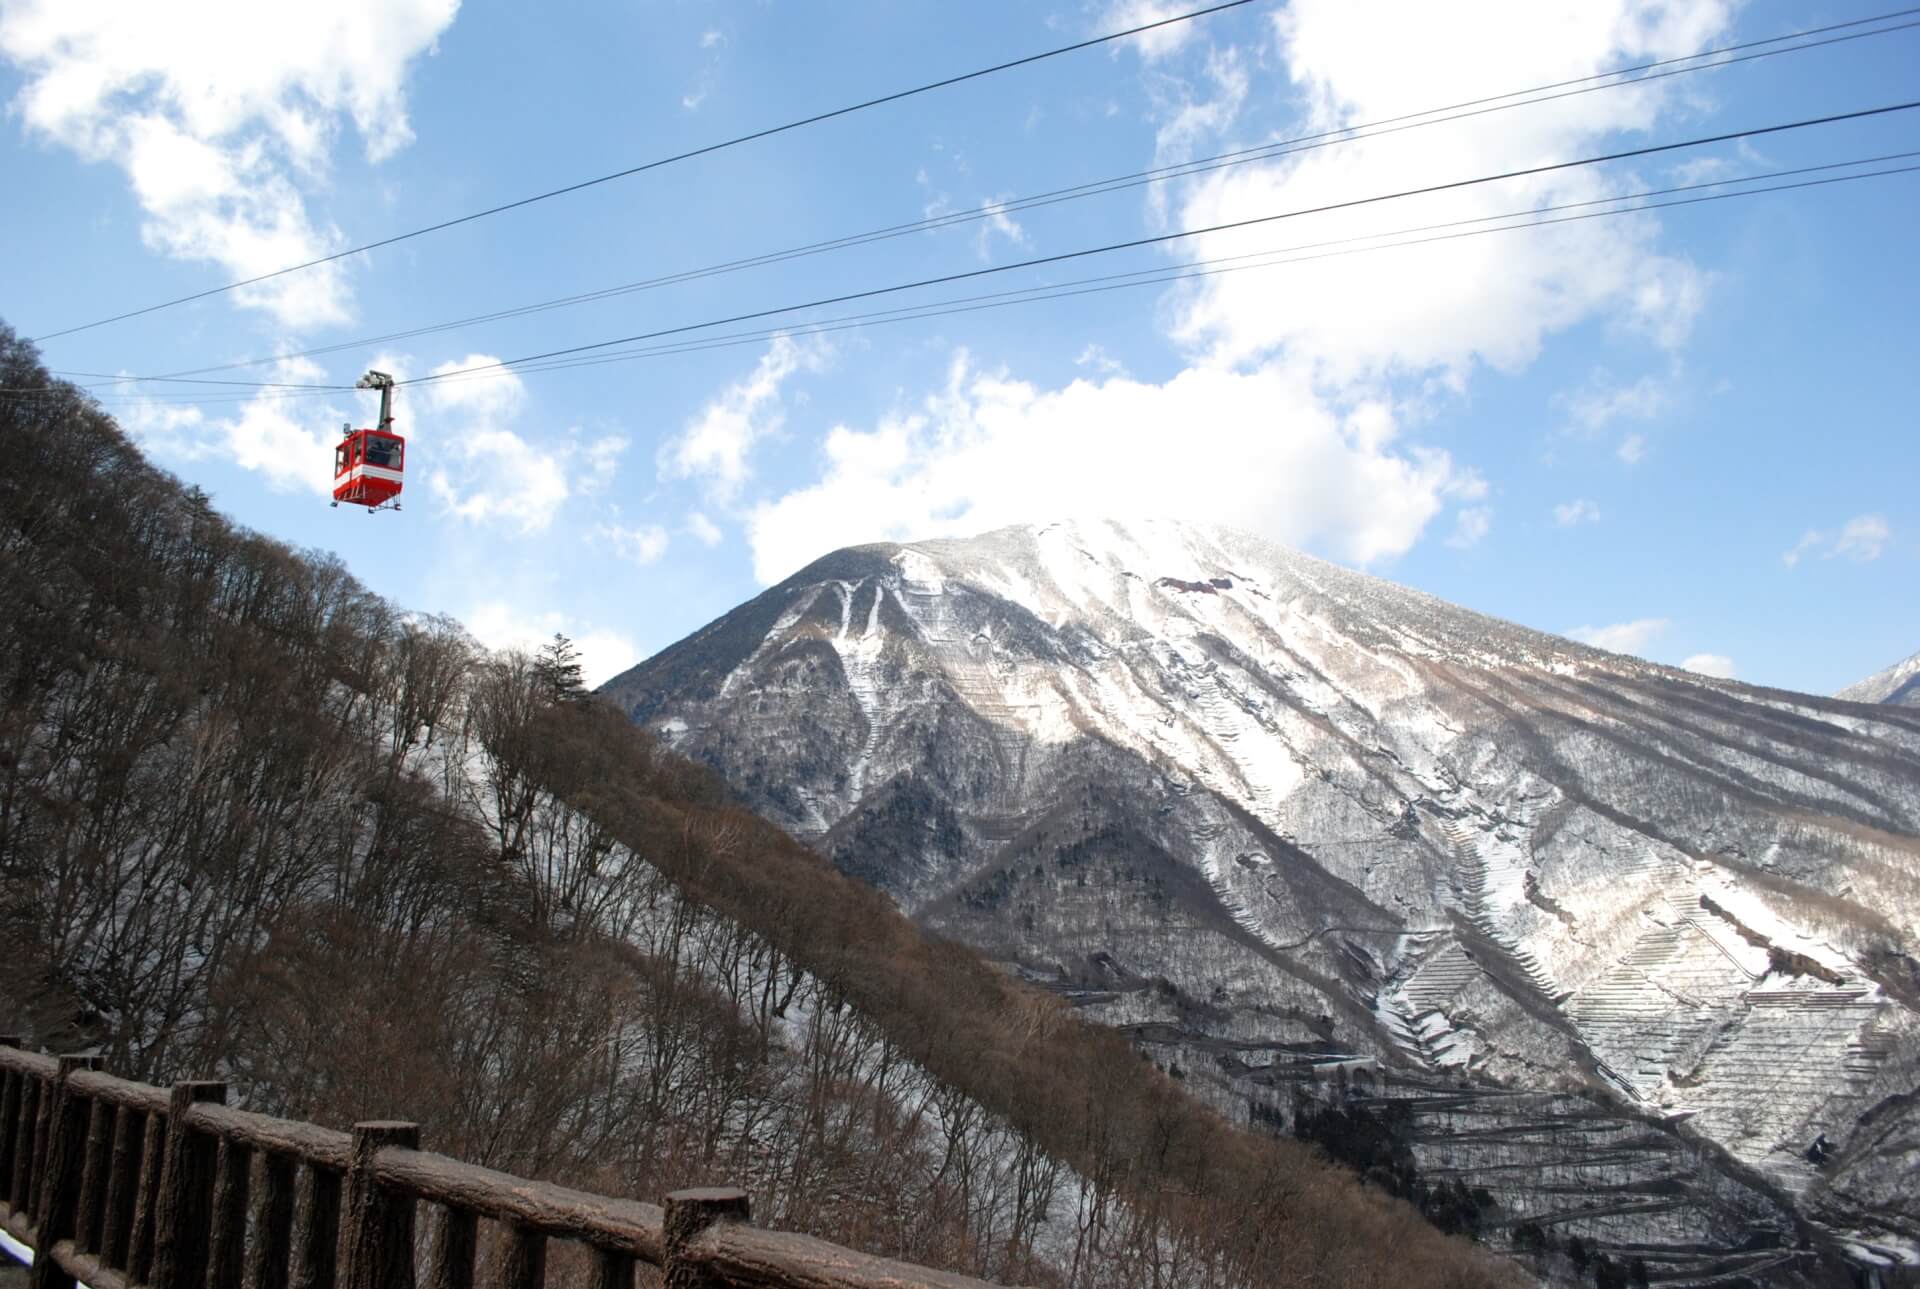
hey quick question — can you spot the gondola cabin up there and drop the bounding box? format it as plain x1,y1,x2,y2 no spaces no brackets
332,368,404,511
332,428,406,509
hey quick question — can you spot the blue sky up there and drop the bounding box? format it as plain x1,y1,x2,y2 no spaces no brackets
2,0,1914,693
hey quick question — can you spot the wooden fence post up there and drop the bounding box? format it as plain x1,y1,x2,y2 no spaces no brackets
289,1159,342,1289
339,1121,418,1289
0,1037,20,1208
98,1104,145,1272
424,1205,476,1289
26,1062,52,1217
589,1245,636,1289
207,1134,252,1287
27,1054,101,1289
124,1106,166,1283
72,1094,112,1255
150,1080,226,1289
244,1148,297,1289
662,1187,751,1289
7,1068,35,1218
495,1225,545,1289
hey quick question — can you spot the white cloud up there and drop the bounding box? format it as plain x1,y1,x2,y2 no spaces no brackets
1152,46,1249,167
576,434,629,495
0,0,458,328
417,358,571,533
1628,267,1708,349
596,521,670,567
686,512,724,547
1568,617,1670,656
121,356,340,495
682,26,727,112
739,1,1732,587
1783,513,1891,568
1560,373,1671,436
1833,514,1892,561
1102,0,1205,62
1617,432,1647,465
748,354,1470,584
973,195,1030,261
1445,506,1491,549
420,358,522,422
1166,1,1722,383
464,602,639,690
660,335,828,501
1682,653,1736,679
1075,344,1128,378
1553,498,1601,526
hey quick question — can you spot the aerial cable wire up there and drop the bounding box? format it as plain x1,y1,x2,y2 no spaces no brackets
59,159,1920,408
372,158,1920,382
393,100,1920,391
35,152,1914,410
27,0,1261,344
489,154,1920,377
393,158,1920,393
25,145,1918,405
93,158,1920,405
63,6,1920,391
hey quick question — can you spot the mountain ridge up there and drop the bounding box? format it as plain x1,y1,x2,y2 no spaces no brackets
1839,649,1920,708
604,518,1920,1281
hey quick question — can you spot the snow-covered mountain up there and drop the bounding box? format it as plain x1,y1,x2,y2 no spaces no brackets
1839,650,1920,708
603,519,1920,1278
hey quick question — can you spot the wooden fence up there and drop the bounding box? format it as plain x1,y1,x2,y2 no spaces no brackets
0,1039,1012,1289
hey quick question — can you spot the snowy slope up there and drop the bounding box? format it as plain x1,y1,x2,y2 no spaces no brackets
1839,649,1920,708
604,519,1920,1275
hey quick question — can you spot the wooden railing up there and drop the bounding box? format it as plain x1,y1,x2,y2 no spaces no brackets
0,1039,1011,1289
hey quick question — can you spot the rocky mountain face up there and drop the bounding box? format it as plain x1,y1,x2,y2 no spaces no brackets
1840,651,1920,708
602,519,1920,1283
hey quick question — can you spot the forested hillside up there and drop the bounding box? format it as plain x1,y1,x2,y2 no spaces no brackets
0,322,1512,1287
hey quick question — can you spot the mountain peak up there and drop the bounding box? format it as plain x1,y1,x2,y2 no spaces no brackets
1837,648,1920,706
604,521,1920,1265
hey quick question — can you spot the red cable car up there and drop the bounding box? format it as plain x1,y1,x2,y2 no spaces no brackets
332,369,405,512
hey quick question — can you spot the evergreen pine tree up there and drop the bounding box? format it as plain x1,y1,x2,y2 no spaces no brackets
533,632,587,703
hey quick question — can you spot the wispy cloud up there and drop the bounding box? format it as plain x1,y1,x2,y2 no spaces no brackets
1445,506,1491,549
1559,373,1671,436
121,355,341,494
1568,617,1669,656
660,335,830,502
1100,0,1204,62
1553,498,1601,526
682,24,728,111
1783,513,1891,568
973,195,1030,261
417,357,621,534
1682,653,1736,679
595,521,670,566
